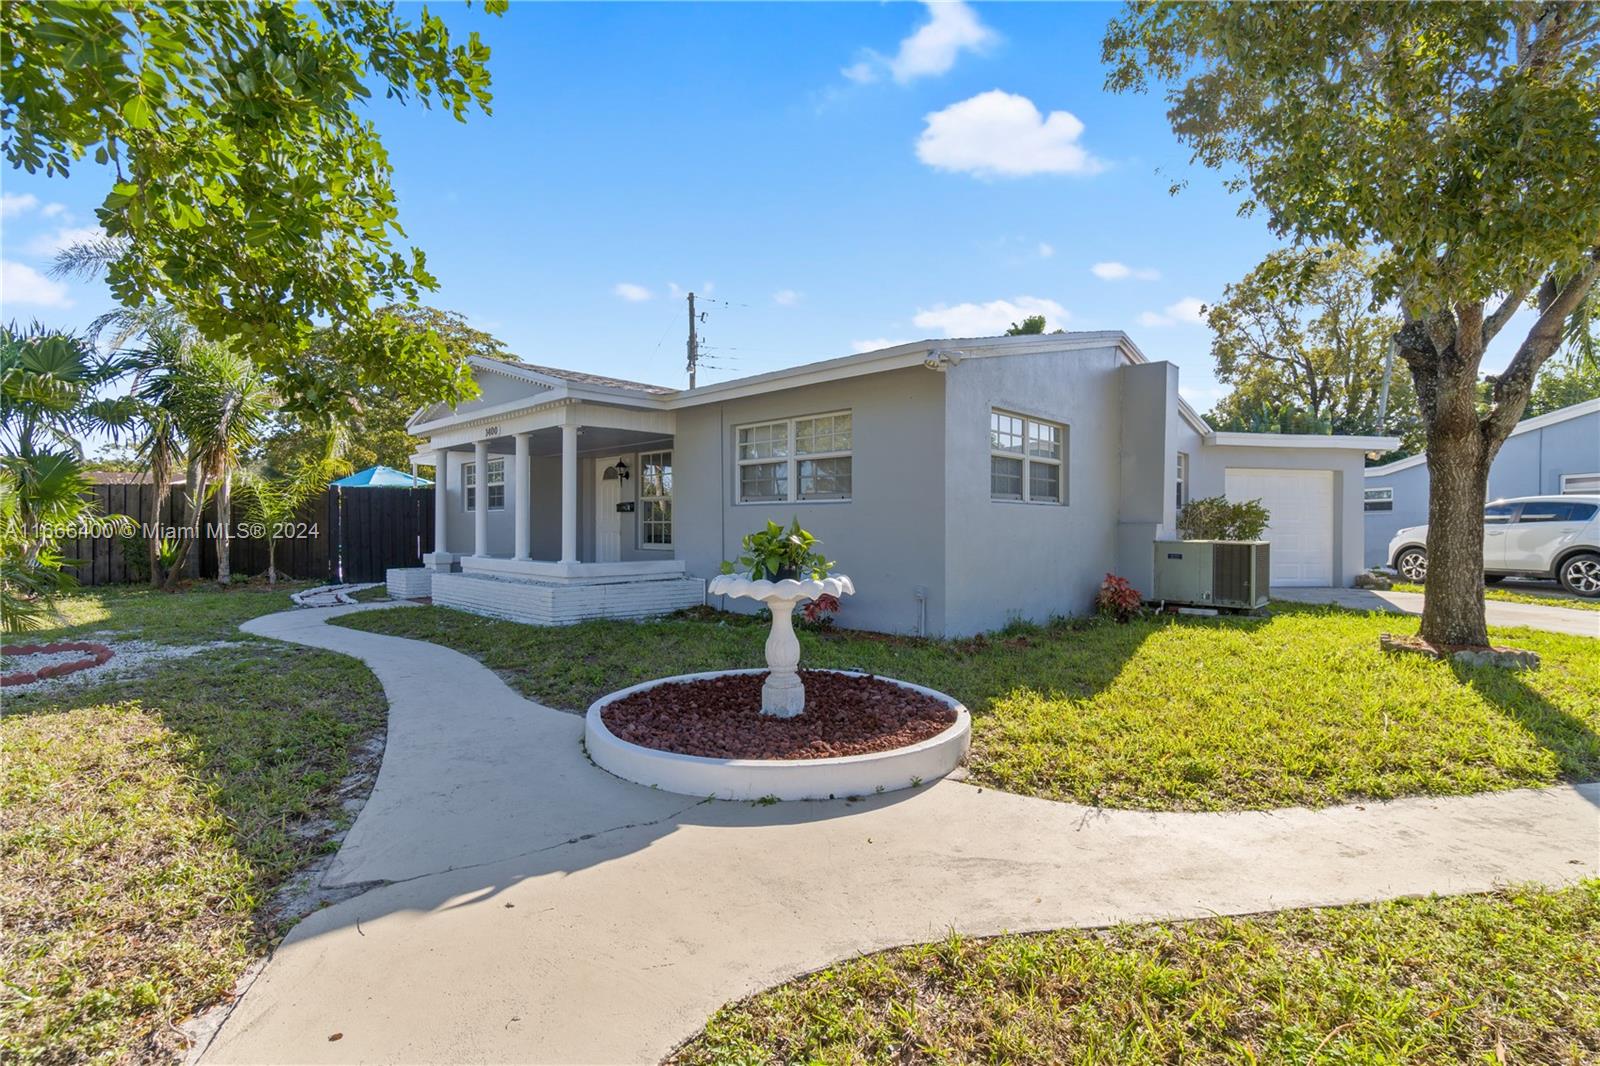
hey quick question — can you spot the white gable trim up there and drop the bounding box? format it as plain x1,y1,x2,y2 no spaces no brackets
1364,397,1600,477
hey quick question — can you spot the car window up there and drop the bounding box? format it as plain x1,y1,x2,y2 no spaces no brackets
1483,504,1518,524
1518,501,1598,523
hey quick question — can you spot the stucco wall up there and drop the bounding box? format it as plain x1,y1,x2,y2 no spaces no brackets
942,344,1127,634
1187,442,1369,585
673,366,947,635
1362,408,1600,566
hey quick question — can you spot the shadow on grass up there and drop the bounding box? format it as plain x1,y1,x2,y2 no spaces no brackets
1451,655,1600,808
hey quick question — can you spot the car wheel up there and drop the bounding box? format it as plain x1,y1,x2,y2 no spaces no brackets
1396,548,1427,583
1483,574,1506,585
1557,553,1600,597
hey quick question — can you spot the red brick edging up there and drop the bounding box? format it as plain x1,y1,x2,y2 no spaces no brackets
1,641,114,687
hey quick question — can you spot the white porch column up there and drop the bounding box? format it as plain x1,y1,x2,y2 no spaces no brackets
513,431,531,561
472,439,489,558
432,448,449,555
560,421,578,564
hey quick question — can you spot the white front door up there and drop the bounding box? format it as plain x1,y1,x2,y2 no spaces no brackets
1224,467,1335,586
593,456,623,562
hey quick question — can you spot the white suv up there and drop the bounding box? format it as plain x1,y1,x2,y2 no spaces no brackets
1387,494,1600,597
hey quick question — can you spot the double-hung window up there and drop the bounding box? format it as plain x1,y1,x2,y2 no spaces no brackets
990,410,1065,503
639,450,673,547
462,458,505,511
1175,452,1189,510
736,412,852,503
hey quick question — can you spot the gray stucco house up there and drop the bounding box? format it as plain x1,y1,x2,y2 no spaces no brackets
1363,398,1600,568
399,333,1394,636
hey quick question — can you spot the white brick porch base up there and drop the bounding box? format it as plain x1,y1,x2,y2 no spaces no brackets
386,568,434,600
430,571,706,626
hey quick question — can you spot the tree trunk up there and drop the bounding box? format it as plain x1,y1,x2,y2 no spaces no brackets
1419,431,1492,647
148,472,169,587
215,468,232,585
164,466,208,590
266,539,278,588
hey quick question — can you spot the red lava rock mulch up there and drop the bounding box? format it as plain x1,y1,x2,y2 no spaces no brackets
602,670,957,760
1,641,115,687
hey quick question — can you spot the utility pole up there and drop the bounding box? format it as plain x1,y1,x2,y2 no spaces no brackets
686,291,699,389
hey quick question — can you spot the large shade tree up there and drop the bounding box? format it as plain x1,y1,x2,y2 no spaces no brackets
1,0,503,396
1204,246,1423,454
1105,2,1600,646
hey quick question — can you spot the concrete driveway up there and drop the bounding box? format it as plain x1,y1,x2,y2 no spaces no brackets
199,605,1600,1065
1274,586,1599,638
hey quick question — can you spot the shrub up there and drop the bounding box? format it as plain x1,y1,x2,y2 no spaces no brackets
1095,573,1142,623
1177,495,1271,541
799,593,840,630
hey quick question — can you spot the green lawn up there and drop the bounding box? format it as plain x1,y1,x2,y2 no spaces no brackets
336,603,1600,811
1391,580,1600,612
1,588,385,1064
15,580,312,646
671,881,1600,1065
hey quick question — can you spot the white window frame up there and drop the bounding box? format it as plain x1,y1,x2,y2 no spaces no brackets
462,458,506,512
733,411,853,504
989,409,1067,505
1364,486,1394,512
638,450,673,549
1175,452,1189,510
1561,472,1600,495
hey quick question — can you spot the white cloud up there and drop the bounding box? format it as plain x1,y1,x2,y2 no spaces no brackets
912,295,1068,337
1,259,73,308
916,90,1105,179
614,282,653,302
24,224,106,258
843,1,996,85
1091,260,1160,282
772,289,801,306
1,192,69,220
1,192,39,218
1138,297,1209,328
1037,242,1055,259
851,338,910,354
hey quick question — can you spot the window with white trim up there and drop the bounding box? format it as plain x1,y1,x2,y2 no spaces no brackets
1364,486,1394,512
1175,452,1189,510
462,458,505,511
735,412,852,503
1562,472,1600,495
990,410,1065,503
639,450,673,547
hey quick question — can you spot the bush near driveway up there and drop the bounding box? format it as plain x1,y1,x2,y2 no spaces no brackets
1,636,384,1063
671,882,1600,1066
337,602,1600,811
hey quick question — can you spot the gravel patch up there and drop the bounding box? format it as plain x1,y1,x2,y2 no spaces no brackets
1,639,240,697
601,670,956,759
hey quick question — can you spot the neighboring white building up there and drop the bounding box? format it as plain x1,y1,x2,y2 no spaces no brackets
403,333,1396,635
1363,398,1600,568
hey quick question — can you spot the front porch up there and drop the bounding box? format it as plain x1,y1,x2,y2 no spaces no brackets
395,389,704,624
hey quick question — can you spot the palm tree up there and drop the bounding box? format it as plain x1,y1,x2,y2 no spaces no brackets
0,322,130,630
157,341,273,587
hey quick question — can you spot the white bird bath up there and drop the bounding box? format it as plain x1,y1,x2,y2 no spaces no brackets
707,572,855,717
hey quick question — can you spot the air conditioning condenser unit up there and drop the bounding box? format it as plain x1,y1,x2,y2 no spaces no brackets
1152,540,1270,610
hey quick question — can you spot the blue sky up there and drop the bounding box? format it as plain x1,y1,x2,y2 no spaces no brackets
0,1,1531,419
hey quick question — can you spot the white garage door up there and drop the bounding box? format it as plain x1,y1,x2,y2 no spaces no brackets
1224,468,1334,586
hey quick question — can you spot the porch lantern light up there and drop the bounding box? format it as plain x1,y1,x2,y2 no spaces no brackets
612,459,630,481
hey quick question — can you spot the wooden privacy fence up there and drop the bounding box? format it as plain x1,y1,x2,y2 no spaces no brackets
61,483,432,586
326,485,435,583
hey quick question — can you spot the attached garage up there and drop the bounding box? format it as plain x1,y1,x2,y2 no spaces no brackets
1224,468,1335,586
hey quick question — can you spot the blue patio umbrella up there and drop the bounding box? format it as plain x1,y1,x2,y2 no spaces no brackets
329,465,432,488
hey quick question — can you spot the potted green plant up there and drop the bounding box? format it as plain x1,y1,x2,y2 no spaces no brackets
720,518,834,581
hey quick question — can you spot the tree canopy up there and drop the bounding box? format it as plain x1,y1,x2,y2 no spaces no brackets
2,1,504,383
1203,245,1423,453
1104,1,1600,646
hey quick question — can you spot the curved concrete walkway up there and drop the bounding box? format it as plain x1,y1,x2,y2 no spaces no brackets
203,605,1599,1065
1275,586,1599,637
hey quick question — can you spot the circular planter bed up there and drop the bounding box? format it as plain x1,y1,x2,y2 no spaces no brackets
585,669,970,801
1,641,114,687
